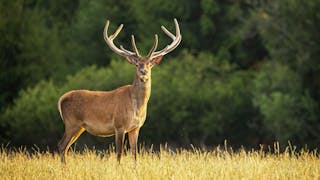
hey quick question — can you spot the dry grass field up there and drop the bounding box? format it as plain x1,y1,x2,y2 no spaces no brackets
0,144,319,179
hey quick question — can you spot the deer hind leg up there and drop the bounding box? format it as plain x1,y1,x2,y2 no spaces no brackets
115,129,125,163
58,126,85,164
128,128,140,161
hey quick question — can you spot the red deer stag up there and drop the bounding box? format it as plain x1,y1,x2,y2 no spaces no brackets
57,18,181,163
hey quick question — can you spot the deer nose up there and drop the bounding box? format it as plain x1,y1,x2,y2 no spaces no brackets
140,69,148,75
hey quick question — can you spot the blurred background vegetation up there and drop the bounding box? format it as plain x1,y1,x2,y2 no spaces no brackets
0,0,319,150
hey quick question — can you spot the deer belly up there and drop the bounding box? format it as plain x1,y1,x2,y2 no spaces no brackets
83,120,115,137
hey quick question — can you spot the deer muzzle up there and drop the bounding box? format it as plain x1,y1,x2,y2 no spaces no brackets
139,75,149,82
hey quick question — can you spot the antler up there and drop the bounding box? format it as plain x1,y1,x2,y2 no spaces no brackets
104,18,181,60
149,18,182,59
103,20,140,57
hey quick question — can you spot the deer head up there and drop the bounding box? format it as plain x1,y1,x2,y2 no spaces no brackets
103,18,181,82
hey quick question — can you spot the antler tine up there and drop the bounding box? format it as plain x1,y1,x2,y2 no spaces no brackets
110,24,123,40
174,18,180,36
161,26,175,40
152,18,182,58
131,35,141,57
147,34,159,59
120,45,135,55
103,20,135,57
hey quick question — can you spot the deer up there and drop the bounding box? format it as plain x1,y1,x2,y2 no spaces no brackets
57,18,181,163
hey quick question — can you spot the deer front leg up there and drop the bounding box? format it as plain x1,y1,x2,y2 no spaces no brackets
128,128,140,161
115,129,125,163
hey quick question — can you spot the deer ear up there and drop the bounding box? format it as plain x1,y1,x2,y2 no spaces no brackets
151,56,163,65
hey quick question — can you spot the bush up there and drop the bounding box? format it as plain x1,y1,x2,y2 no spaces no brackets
0,60,134,148
253,61,318,145
1,81,61,146
1,51,259,148
145,51,258,146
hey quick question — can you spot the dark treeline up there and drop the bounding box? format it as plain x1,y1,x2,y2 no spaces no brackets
0,0,319,150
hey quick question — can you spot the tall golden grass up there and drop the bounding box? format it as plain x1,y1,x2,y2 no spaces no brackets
0,143,319,179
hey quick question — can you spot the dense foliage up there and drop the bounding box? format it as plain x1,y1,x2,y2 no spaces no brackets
0,0,319,149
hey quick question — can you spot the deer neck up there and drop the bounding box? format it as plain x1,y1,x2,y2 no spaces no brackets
131,72,151,111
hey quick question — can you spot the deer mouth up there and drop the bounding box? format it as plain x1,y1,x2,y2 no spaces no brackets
139,75,149,82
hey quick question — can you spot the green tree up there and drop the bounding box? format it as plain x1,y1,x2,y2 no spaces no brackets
249,0,320,146
0,0,80,109
253,62,319,145
0,0,26,108
127,0,267,66
253,0,320,103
